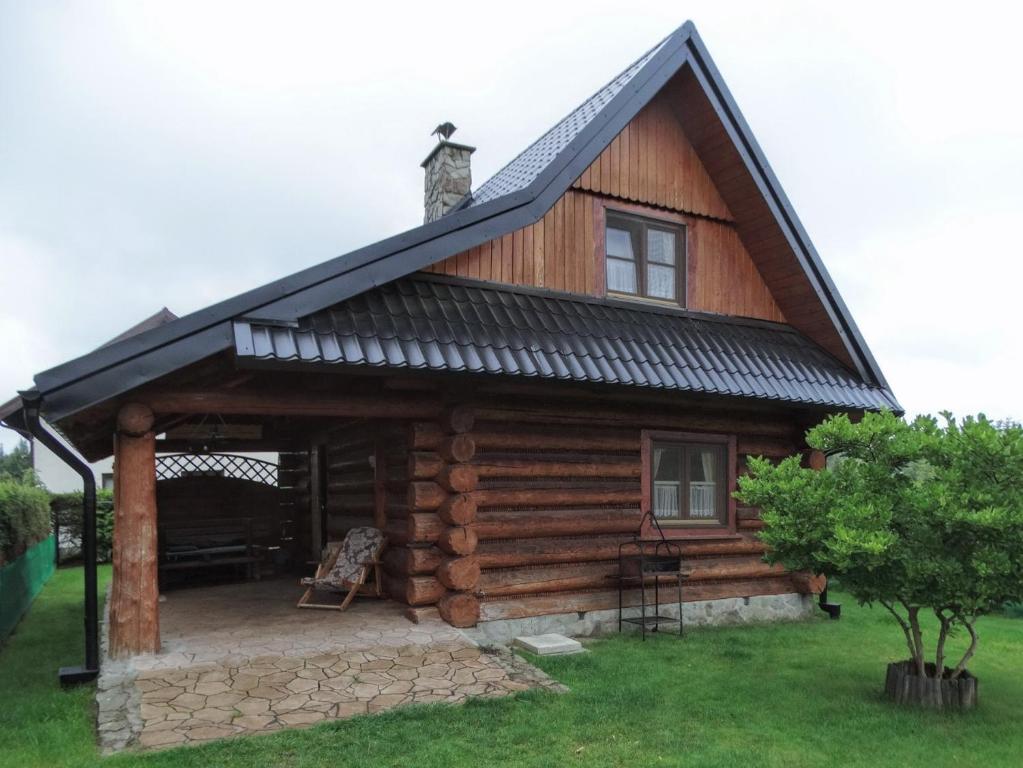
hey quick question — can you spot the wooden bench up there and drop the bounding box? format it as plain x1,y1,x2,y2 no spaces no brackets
159,518,263,582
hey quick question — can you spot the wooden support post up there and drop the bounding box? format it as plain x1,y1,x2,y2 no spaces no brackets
373,440,387,530
309,444,324,559
108,403,160,657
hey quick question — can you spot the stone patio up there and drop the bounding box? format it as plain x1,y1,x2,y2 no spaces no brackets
96,579,564,752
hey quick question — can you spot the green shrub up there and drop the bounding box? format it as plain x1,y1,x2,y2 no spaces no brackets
49,490,114,563
737,411,1023,682
1003,602,1023,619
0,480,52,564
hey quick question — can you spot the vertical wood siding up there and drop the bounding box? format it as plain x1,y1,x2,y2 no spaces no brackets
572,95,731,220
424,91,785,322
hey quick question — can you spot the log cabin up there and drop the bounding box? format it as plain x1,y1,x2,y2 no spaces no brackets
1,21,900,672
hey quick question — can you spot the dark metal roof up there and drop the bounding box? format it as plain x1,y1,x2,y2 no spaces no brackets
24,21,897,424
234,276,900,412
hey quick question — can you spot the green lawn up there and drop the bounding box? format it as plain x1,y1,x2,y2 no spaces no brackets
3,568,1022,767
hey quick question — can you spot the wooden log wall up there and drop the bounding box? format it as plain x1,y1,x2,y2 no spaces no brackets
324,424,406,542
379,392,821,626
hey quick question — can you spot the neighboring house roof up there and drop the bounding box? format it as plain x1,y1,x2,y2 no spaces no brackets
0,307,180,438
18,21,899,425
235,276,899,412
100,307,178,348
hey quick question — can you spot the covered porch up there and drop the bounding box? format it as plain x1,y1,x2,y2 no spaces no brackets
97,577,563,751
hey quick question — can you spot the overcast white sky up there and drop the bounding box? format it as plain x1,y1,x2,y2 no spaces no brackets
1,0,1021,451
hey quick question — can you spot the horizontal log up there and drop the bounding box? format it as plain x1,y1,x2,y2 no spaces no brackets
437,465,478,493
382,573,446,606
478,575,802,621
477,559,784,598
408,452,444,480
808,450,827,471
437,556,481,591
438,526,478,555
738,518,766,531
474,507,641,540
473,488,641,508
381,545,444,576
792,571,826,594
473,457,640,479
439,435,476,464
325,496,375,515
326,514,375,537
385,513,444,546
473,535,768,569
407,481,448,511
472,405,796,438
327,437,378,456
476,535,635,569
478,562,619,598
438,494,477,525
326,478,375,494
148,389,442,419
472,429,638,453
442,405,475,435
737,437,799,459
328,456,375,473
736,507,761,521
409,422,444,450
438,591,480,627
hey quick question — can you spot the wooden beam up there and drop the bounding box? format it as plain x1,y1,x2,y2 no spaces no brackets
145,389,441,419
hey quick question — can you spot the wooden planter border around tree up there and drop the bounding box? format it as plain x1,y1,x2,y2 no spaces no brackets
884,661,977,710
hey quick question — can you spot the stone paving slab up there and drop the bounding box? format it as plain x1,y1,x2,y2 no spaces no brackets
513,633,584,656
97,579,564,752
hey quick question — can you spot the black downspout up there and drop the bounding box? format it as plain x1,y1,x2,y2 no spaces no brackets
20,392,100,684
818,583,841,620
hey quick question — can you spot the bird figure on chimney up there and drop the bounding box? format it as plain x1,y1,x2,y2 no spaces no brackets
432,122,457,141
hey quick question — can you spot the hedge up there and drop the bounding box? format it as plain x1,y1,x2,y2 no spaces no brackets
50,490,114,563
0,481,51,566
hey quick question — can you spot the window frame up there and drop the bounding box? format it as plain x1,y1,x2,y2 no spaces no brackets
604,210,686,306
640,430,737,539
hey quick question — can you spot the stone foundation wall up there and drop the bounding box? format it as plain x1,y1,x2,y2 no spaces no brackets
462,592,817,646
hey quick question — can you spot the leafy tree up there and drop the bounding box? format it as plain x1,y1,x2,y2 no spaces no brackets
0,439,33,484
736,411,1023,680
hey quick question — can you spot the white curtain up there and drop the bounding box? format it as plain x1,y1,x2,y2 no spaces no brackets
652,448,679,518
655,484,680,518
689,450,716,519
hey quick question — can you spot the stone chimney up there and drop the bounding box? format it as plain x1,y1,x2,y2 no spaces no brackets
421,123,475,223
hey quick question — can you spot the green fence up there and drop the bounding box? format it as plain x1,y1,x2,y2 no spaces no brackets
0,534,56,642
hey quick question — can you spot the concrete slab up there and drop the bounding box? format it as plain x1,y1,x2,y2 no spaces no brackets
513,633,583,656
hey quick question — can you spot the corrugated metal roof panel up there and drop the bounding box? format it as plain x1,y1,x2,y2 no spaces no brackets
235,277,899,412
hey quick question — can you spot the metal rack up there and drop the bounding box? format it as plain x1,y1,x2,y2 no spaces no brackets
614,512,690,639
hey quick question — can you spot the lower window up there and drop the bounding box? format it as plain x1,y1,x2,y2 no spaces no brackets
650,441,732,527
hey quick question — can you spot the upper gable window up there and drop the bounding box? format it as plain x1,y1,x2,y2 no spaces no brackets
605,212,685,305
